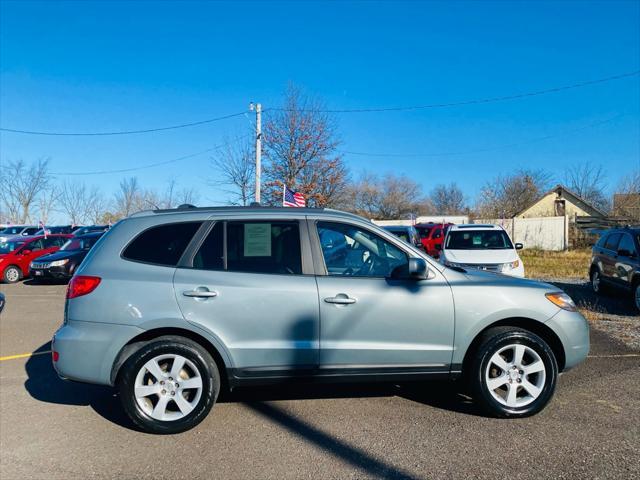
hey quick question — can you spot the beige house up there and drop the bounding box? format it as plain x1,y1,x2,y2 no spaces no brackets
515,184,606,219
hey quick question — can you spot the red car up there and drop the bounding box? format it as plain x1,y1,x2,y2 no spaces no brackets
414,223,453,258
0,234,72,283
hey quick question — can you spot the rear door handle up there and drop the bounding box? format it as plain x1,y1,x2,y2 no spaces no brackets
183,288,218,299
324,294,356,305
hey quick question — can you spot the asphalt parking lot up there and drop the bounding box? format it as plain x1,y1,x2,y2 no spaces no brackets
1,282,639,480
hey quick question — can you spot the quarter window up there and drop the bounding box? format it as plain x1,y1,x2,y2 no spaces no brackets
317,221,408,278
123,222,202,266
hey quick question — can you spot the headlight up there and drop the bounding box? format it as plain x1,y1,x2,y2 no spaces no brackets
49,259,69,267
501,259,520,271
545,292,577,311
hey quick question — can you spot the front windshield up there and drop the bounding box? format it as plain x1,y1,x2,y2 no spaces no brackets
388,230,410,242
446,230,514,250
0,227,23,235
0,240,25,254
61,237,97,251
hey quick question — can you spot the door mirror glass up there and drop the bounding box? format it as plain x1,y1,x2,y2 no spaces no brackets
408,258,428,280
515,243,524,250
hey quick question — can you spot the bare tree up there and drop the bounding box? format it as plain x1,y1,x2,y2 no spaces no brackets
476,169,552,218
262,85,349,207
614,169,640,220
564,162,610,213
429,183,467,215
0,158,51,223
114,177,144,217
210,138,255,206
59,181,96,225
344,172,429,219
36,186,60,225
85,190,111,224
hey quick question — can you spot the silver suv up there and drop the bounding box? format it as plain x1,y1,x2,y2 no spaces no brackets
52,206,589,434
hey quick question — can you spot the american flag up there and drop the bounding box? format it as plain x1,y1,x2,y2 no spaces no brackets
283,185,306,207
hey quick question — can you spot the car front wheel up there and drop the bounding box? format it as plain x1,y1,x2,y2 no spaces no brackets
3,266,21,283
117,336,220,434
591,269,604,294
470,327,558,417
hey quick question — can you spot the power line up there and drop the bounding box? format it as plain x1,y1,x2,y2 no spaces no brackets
0,111,247,136
340,113,629,158
269,70,640,113
51,135,250,175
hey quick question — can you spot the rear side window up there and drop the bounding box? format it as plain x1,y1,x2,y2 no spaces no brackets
604,233,622,252
123,222,201,266
193,220,302,275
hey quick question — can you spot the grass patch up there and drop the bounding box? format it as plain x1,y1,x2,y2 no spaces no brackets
520,248,591,280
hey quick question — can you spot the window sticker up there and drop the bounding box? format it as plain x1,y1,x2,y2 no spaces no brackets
244,223,272,257
472,235,482,245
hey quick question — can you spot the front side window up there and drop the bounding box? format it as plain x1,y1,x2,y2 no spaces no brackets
446,230,513,250
123,222,202,266
28,239,44,251
193,221,302,275
317,221,408,278
44,237,66,248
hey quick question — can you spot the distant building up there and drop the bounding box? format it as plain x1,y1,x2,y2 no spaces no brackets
514,184,606,219
613,193,640,220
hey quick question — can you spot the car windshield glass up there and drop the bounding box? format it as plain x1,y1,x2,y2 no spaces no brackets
446,230,514,250
388,230,410,242
1,227,23,235
61,237,97,251
0,241,25,254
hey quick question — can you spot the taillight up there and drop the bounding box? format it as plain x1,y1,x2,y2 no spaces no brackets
67,275,101,299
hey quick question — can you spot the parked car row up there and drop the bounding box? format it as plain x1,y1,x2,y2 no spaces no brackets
0,230,106,283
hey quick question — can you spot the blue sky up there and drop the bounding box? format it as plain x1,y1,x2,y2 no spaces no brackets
1,0,639,209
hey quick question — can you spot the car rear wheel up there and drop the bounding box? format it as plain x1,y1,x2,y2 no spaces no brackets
634,282,640,312
470,327,558,418
3,266,21,284
117,336,220,434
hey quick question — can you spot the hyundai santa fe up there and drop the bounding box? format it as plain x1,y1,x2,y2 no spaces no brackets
52,206,589,434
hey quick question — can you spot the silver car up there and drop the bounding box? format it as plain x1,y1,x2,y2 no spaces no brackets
52,206,589,434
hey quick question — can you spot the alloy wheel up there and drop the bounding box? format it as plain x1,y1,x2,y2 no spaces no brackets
5,267,20,283
592,271,601,293
485,344,546,408
635,284,640,311
134,354,203,421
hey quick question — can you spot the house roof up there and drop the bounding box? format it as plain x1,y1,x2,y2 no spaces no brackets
515,184,608,218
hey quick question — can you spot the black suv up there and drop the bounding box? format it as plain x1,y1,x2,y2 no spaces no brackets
590,227,640,311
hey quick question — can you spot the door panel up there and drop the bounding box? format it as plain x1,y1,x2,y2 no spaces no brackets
313,220,455,370
174,269,320,371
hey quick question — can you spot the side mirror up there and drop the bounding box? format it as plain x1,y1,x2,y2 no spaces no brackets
21,249,32,255
408,258,428,280
515,243,524,250
435,244,442,251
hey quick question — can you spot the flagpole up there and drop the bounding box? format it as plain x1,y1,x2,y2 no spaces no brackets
282,183,286,207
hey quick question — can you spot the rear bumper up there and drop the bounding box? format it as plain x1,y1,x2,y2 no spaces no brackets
52,320,143,386
545,309,590,371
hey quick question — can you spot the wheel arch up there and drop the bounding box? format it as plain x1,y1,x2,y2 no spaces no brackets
110,327,231,391
461,317,566,374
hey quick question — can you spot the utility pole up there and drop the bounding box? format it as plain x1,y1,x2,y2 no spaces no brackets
250,102,262,204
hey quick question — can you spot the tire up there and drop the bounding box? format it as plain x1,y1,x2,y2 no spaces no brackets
3,265,22,284
591,268,605,295
469,327,558,418
634,282,640,313
117,336,220,434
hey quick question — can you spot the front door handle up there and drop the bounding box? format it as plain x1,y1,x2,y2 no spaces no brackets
324,294,356,305
183,288,218,299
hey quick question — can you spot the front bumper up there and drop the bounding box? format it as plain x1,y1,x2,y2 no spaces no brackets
546,308,590,371
52,320,143,386
30,266,71,280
